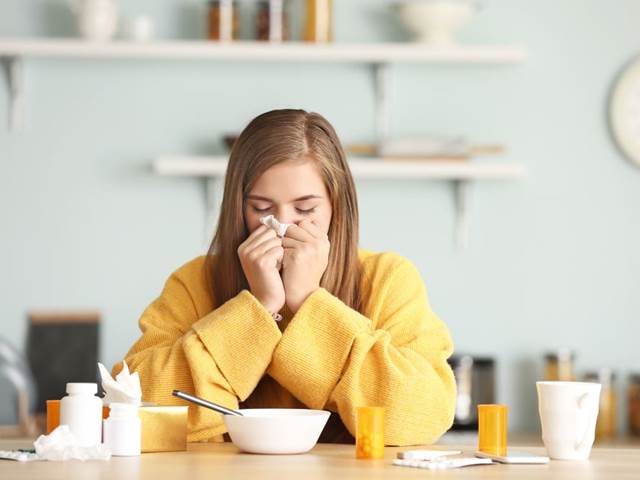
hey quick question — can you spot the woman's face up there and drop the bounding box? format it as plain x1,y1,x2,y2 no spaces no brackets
244,159,332,234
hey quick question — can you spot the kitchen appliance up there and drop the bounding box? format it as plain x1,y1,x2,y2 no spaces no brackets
448,355,495,430
0,337,38,437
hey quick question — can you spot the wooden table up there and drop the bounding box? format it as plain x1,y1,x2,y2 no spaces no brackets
1,439,638,479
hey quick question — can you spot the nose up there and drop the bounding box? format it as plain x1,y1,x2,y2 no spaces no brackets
274,207,302,226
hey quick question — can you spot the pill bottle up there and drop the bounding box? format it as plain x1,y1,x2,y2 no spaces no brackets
356,406,384,459
59,382,102,447
46,399,61,434
103,402,141,456
478,404,508,456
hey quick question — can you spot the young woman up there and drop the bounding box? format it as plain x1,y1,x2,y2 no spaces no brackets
114,109,456,446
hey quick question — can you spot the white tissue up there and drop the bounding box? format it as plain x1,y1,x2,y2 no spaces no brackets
98,360,142,407
260,215,290,238
34,425,111,461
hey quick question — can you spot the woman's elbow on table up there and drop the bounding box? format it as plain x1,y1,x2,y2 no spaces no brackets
383,368,456,446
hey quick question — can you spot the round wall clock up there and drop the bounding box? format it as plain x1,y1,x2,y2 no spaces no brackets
610,56,640,168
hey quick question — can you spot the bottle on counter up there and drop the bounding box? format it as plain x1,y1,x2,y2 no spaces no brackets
103,403,141,456
59,382,103,447
543,348,575,381
355,406,384,459
585,369,617,441
628,374,640,437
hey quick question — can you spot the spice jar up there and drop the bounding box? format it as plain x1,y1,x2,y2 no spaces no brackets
303,0,332,42
543,348,575,381
629,374,640,436
208,0,239,41
585,369,617,441
257,0,289,41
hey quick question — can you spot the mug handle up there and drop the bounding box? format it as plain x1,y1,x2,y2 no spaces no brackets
574,392,592,451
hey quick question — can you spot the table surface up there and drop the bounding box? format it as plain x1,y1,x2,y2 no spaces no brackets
1,438,639,479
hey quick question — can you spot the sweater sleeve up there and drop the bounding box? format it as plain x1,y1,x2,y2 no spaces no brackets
266,257,456,446
112,273,282,442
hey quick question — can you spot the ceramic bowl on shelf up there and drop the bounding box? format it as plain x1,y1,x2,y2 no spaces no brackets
223,408,331,455
393,0,479,45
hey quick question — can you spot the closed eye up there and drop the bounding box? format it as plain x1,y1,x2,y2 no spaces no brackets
251,206,272,213
296,207,316,214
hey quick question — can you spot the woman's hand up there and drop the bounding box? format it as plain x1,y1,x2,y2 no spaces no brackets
281,219,330,314
237,224,285,315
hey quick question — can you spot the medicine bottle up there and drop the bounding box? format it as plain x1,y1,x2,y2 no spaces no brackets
355,406,384,459
103,402,141,456
59,382,103,447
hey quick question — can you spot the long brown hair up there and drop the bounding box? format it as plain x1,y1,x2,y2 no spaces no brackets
206,109,362,312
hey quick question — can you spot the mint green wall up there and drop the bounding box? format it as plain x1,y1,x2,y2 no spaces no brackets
1,0,638,432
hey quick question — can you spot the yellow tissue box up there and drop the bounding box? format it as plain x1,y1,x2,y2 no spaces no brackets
138,406,188,453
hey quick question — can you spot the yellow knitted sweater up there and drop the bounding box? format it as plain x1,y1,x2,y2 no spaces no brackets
114,249,456,446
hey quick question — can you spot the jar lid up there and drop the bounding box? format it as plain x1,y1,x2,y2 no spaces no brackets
584,368,616,385
66,382,97,395
544,348,574,361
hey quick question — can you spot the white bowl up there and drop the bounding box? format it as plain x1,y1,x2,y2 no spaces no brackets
223,409,331,455
395,0,477,45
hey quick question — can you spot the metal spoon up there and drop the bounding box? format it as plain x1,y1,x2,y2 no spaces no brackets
172,390,243,416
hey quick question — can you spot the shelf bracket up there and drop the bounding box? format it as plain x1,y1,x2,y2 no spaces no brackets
373,62,391,146
2,56,24,131
453,180,470,250
203,175,225,246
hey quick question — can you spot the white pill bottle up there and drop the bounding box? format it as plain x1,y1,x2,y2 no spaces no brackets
59,382,103,447
103,402,141,456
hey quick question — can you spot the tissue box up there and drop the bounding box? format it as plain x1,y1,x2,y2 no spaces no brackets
138,406,188,452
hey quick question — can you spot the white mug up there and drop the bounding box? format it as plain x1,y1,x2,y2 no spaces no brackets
122,16,154,42
536,381,601,460
71,0,119,41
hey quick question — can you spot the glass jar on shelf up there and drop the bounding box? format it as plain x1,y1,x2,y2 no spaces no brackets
256,0,290,42
543,348,575,381
585,368,617,441
208,0,239,41
303,0,332,42
628,374,640,437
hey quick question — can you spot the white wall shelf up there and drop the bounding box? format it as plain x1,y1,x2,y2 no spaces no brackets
0,39,526,63
153,156,527,249
0,39,526,132
154,155,526,178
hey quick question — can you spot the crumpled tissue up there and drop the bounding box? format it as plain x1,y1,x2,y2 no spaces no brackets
34,425,111,461
98,360,142,406
260,215,290,238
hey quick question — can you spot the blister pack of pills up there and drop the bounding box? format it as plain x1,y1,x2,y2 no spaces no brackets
393,457,493,470
0,450,41,462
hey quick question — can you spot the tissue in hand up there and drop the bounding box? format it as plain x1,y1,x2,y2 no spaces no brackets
260,215,290,237
34,425,111,461
98,360,142,406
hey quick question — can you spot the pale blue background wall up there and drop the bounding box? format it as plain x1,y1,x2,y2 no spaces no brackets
1,0,638,431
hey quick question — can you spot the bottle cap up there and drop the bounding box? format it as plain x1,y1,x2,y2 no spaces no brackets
66,383,98,395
